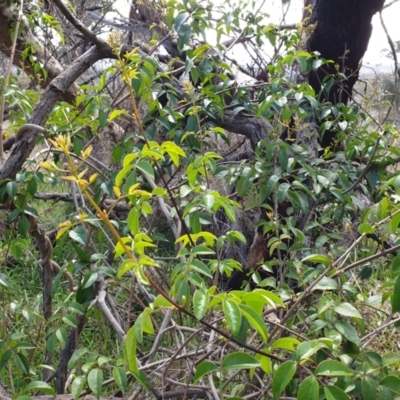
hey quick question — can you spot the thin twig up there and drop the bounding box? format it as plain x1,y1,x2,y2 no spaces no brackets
95,287,125,341
361,315,400,349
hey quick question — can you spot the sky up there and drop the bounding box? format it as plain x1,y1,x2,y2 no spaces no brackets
364,2,400,75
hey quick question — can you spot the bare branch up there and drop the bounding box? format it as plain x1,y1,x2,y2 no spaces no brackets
52,0,111,53
0,45,106,180
0,4,78,103
383,0,400,9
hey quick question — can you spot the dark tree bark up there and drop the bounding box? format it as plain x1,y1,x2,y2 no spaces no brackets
304,0,385,145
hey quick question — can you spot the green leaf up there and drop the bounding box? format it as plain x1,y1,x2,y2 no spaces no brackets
361,376,377,400
125,325,138,374
189,211,201,233
69,226,87,246
127,208,139,235
272,361,296,399
116,165,134,187
99,109,107,128
71,242,90,263
270,337,300,352
71,376,86,400
255,352,272,374
194,361,218,384
391,254,400,277
218,197,236,222
109,109,127,122
239,304,269,343
277,183,290,204
68,348,88,369
203,193,215,211
382,353,400,367
14,352,29,374
15,396,31,400
193,290,209,320
23,381,55,395
265,175,279,200
315,360,353,376
153,295,173,308
297,375,319,400
0,349,12,370
190,260,213,278
313,277,338,291
301,254,330,266
62,314,77,328
295,341,321,361
324,385,350,400
9,208,20,222
191,245,215,255
46,333,57,352
17,215,30,236
135,307,154,343
223,299,242,336
6,181,17,198
88,368,103,398
113,367,127,394
391,212,400,232
222,352,260,370
333,302,362,319
358,223,375,234
391,275,400,313
131,370,150,390
136,160,155,181
174,11,189,30
334,321,361,346
379,386,392,400
380,375,400,395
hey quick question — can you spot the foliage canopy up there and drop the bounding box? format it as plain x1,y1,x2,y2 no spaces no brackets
0,0,400,399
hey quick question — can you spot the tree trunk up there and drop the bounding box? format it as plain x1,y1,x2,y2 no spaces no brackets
304,0,385,145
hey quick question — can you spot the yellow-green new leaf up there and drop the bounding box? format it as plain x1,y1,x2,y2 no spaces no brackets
301,254,330,266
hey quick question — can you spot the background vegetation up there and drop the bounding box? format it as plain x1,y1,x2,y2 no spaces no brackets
0,0,400,399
